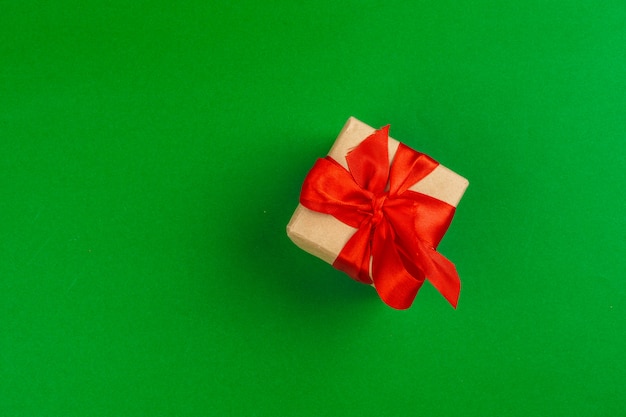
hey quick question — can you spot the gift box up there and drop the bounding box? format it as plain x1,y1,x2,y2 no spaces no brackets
287,117,468,309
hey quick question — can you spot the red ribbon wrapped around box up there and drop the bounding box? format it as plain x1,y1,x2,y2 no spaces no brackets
287,117,468,310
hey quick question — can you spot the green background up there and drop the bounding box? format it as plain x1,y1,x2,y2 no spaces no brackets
2,1,624,415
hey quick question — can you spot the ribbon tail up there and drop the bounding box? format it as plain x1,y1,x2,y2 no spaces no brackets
417,243,461,308
371,223,425,310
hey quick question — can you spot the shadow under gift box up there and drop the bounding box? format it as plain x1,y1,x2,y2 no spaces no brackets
287,117,469,296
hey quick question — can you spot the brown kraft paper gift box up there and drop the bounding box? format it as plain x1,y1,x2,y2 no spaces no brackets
287,117,468,303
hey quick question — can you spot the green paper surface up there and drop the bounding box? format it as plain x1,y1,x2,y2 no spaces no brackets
1,1,624,415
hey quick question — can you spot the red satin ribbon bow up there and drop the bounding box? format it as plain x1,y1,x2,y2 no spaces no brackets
300,126,461,309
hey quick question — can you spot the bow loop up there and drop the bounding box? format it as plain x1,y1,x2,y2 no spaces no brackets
389,143,440,196
345,125,390,193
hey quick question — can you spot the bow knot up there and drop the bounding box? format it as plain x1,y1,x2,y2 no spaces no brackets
370,193,388,227
300,126,461,309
